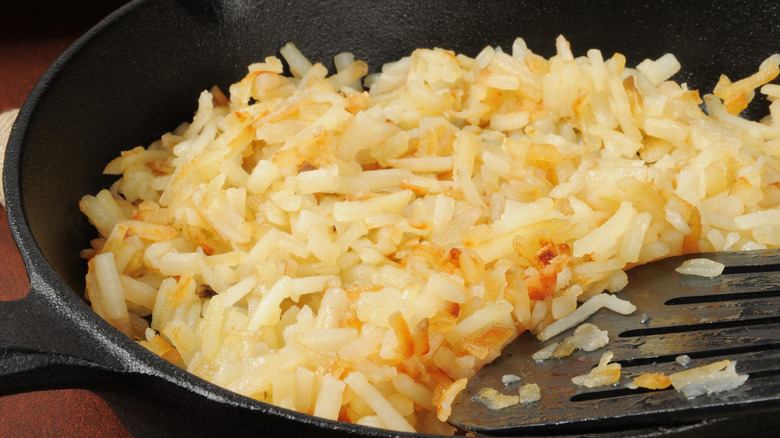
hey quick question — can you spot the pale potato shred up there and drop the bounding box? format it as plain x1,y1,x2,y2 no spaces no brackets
79,36,780,434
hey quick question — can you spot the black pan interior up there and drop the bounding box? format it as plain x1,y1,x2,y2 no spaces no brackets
4,0,779,435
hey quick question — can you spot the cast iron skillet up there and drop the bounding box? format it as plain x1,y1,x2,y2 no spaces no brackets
2,0,779,436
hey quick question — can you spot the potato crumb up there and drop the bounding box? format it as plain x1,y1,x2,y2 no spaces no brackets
533,342,559,361
535,322,609,360
518,383,541,404
669,360,748,398
675,258,725,278
571,323,609,352
472,387,520,410
473,383,541,410
632,372,672,390
502,374,522,386
676,354,693,367
572,352,621,388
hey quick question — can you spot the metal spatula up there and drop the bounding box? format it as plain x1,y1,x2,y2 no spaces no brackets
449,249,780,436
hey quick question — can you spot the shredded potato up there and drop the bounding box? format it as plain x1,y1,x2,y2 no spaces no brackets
79,36,780,433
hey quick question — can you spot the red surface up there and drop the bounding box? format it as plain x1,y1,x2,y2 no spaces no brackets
0,1,133,436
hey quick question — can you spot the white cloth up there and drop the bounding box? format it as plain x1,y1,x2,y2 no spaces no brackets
0,108,20,207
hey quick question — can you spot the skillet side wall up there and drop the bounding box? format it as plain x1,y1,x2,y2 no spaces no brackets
5,0,779,436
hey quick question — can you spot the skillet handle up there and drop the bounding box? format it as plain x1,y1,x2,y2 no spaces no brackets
2,108,128,394
0,276,124,396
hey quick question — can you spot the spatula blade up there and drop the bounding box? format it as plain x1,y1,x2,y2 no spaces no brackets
449,249,780,435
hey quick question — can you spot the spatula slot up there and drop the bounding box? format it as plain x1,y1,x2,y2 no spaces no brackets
722,263,780,275
615,342,780,367
747,369,780,380
569,386,666,402
665,289,780,305
619,315,780,337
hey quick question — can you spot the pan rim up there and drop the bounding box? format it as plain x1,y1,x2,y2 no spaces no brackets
3,1,777,436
